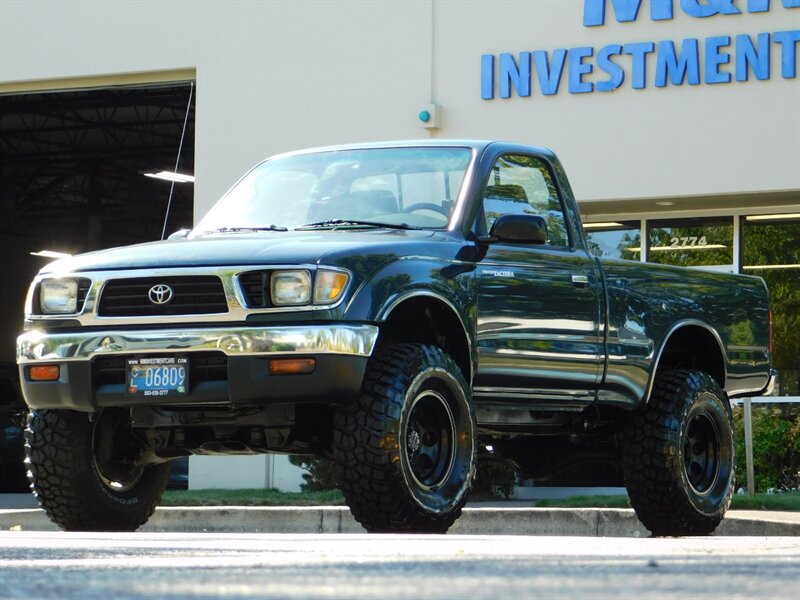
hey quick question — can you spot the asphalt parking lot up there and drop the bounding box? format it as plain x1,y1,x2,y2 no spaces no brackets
1,531,798,599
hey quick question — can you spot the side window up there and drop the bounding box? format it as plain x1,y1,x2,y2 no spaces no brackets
480,154,569,247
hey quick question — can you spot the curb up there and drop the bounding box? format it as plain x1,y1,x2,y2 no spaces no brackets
2,506,797,536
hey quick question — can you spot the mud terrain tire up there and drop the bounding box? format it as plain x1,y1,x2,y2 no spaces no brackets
25,408,169,531
333,344,475,533
621,370,735,536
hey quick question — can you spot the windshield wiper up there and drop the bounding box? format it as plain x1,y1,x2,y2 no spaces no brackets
205,225,288,234
295,219,419,231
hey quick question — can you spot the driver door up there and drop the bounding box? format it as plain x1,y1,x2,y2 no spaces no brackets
473,153,603,406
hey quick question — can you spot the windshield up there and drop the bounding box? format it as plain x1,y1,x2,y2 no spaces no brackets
194,147,473,233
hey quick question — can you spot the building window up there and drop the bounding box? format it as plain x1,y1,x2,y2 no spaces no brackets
647,216,733,268
584,221,641,261
741,214,800,397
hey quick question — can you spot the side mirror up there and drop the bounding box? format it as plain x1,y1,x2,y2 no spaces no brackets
167,229,191,241
488,214,548,244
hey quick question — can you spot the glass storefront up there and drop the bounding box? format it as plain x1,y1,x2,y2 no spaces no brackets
584,221,641,261
741,214,800,397
647,216,733,268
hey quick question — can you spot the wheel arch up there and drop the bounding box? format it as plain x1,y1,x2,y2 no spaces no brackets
378,292,473,384
645,320,727,405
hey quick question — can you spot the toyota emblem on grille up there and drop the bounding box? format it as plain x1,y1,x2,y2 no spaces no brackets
148,284,174,305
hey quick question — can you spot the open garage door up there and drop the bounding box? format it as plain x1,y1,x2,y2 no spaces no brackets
0,81,195,489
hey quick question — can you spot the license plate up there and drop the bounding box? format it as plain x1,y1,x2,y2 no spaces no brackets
127,356,189,397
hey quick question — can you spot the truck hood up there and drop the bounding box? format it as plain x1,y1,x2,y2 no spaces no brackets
38,229,439,274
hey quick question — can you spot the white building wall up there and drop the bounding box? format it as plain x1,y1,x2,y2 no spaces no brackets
0,0,433,217
2,1,797,217
189,455,270,490
269,455,307,493
189,455,305,492
434,1,800,204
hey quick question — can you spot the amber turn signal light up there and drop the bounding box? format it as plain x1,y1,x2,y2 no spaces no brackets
29,365,60,381
269,358,316,375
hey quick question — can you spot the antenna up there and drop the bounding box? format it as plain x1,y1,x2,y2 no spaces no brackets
161,82,195,240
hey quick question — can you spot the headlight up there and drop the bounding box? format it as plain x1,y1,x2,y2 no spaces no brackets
40,279,78,314
270,270,312,306
314,270,349,305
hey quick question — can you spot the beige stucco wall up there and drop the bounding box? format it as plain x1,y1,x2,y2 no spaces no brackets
2,0,798,219
188,455,305,492
435,1,800,205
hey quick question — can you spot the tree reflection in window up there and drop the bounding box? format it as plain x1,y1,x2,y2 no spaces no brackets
742,216,800,396
585,221,641,261
648,217,733,267
482,155,569,247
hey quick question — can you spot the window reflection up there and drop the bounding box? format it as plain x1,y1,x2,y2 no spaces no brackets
742,214,800,396
584,221,641,261
195,147,472,232
481,155,569,247
648,217,733,267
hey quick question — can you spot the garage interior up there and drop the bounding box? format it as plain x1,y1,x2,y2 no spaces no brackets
0,81,195,348
0,82,195,487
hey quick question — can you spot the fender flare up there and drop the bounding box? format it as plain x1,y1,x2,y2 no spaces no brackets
378,289,475,383
644,319,728,405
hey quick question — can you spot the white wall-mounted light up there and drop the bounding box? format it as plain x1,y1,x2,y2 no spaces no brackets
144,171,195,183
418,104,440,129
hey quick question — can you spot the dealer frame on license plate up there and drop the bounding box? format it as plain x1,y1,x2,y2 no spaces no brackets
127,356,189,397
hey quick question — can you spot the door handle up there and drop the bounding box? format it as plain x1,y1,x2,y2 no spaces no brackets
571,274,589,287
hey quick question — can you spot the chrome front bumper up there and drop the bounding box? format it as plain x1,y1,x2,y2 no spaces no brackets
17,324,379,364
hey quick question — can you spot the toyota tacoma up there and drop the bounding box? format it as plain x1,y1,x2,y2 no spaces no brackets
17,141,774,535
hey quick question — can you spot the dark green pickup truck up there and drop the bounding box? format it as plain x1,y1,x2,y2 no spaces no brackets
17,141,774,535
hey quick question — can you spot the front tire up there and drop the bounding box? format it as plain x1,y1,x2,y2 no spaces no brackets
25,408,169,531
621,370,735,536
333,344,476,533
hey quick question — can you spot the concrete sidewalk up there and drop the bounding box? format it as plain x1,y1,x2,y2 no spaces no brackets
1,494,798,536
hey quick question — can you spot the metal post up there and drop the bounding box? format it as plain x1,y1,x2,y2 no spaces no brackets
743,397,755,498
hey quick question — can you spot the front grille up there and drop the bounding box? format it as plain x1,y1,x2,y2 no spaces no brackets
237,270,272,308
98,276,228,316
77,279,91,311
93,352,228,388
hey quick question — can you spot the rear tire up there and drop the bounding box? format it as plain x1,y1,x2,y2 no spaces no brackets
333,344,476,533
621,370,734,536
25,408,169,531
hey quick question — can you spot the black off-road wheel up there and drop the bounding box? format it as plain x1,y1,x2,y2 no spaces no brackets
333,344,476,533
621,370,735,536
25,408,169,532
